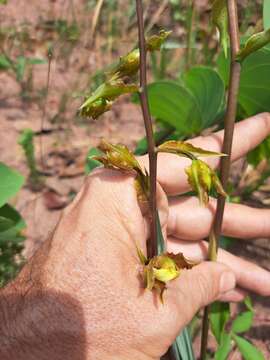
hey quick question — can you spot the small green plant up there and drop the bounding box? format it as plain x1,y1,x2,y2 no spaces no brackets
0,163,25,287
18,129,43,191
210,298,264,360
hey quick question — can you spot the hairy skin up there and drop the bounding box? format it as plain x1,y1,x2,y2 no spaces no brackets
1,113,270,360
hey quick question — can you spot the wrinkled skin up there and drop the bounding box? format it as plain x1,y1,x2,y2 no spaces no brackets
1,113,270,360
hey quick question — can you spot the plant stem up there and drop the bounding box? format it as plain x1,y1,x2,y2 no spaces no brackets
200,1,241,359
136,0,158,259
186,0,196,70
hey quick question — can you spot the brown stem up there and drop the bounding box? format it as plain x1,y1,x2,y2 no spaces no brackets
136,0,158,259
39,49,53,170
200,1,241,359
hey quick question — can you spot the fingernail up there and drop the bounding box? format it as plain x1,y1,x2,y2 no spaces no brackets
219,272,236,294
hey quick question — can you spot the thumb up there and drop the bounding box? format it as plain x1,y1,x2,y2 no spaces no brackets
167,262,236,327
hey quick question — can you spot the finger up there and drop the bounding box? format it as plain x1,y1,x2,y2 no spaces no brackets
167,196,270,241
218,288,247,303
139,113,270,195
167,237,270,296
166,262,236,327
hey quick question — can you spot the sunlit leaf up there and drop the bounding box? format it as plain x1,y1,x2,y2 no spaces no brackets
215,333,232,360
231,297,254,334
233,334,265,360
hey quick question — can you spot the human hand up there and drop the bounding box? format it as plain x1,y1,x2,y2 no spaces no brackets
1,113,270,360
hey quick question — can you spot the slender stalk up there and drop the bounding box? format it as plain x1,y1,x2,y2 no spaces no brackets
136,0,158,259
185,0,196,70
200,1,241,359
39,48,53,170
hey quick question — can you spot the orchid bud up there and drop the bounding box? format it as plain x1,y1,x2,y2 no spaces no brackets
110,48,140,78
185,159,227,206
146,30,172,51
79,78,138,119
79,98,112,119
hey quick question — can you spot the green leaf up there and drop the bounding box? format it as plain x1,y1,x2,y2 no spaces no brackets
0,163,24,208
232,311,253,334
0,204,26,243
183,66,225,129
85,148,102,174
217,48,270,116
232,296,254,333
210,302,230,344
0,216,14,232
171,327,195,360
247,136,270,166
145,81,202,136
215,332,232,360
0,204,25,232
264,0,270,30
0,55,12,70
233,334,265,360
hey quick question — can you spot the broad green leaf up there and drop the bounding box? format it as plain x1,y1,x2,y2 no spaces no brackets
146,81,202,135
210,302,230,344
85,148,102,174
217,48,270,116
233,334,265,360
215,332,232,360
264,0,270,30
183,66,225,128
0,216,14,232
0,163,24,208
0,55,12,70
